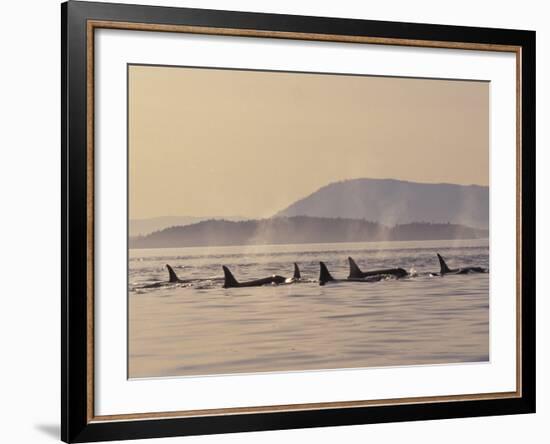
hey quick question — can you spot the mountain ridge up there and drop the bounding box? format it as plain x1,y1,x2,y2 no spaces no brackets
275,178,489,229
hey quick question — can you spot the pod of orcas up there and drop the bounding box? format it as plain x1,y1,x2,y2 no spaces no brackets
138,254,488,289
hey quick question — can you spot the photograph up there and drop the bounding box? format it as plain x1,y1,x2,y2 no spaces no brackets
128,64,490,379
58,1,537,441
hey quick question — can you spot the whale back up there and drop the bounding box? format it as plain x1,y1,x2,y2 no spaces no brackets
222,266,240,288
293,263,301,280
166,264,180,283
319,262,335,284
437,253,452,274
348,257,364,279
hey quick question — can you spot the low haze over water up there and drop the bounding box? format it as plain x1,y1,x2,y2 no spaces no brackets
128,239,489,378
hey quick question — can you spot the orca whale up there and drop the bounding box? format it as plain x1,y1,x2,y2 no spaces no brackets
319,261,383,286
138,264,189,288
223,263,301,288
348,256,408,279
436,253,488,275
292,262,301,281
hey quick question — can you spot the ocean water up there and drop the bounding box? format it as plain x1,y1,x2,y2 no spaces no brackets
128,239,489,378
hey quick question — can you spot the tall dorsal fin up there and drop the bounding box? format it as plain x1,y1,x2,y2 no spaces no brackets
437,253,451,274
348,257,364,279
222,266,240,288
319,262,335,285
293,263,301,280
166,264,181,283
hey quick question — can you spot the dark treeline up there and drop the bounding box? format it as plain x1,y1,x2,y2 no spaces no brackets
129,216,488,249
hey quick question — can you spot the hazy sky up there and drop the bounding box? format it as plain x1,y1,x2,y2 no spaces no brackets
129,65,488,220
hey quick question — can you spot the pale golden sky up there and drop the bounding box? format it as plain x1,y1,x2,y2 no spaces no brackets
129,65,488,219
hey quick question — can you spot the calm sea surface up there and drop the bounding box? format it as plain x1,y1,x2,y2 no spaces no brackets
129,239,489,378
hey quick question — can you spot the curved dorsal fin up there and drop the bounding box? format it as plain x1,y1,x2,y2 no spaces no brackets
437,253,451,274
222,266,240,288
348,257,364,279
319,262,335,284
293,263,301,280
166,264,180,283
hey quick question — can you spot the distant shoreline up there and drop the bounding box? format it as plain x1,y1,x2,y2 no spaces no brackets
129,216,489,250
129,237,489,251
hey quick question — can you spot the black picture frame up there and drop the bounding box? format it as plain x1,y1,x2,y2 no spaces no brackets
61,1,536,442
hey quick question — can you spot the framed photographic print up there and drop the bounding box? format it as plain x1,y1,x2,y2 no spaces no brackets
61,1,536,442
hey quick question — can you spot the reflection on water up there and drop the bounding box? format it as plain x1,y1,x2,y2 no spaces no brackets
128,239,489,378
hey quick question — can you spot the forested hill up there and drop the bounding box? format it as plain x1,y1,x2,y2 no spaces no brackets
129,216,488,249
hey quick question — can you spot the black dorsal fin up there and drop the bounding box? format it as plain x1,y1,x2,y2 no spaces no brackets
437,253,451,274
166,264,180,283
348,257,364,279
319,262,335,284
293,263,301,280
222,266,240,288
